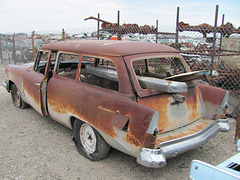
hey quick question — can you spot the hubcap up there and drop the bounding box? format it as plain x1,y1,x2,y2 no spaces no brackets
80,123,96,153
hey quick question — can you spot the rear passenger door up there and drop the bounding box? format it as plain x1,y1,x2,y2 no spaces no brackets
46,55,123,131
47,52,81,127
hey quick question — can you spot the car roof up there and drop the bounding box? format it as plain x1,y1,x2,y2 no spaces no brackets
41,40,178,57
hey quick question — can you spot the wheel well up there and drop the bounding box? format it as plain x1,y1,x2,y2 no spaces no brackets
8,80,14,91
70,116,76,129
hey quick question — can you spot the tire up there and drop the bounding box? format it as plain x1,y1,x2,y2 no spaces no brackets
73,120,110,161
11,84,29,109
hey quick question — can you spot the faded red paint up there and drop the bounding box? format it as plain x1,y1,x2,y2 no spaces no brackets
41,40,178,57
198,84,226,105
111,113,129,130
197,84,227,119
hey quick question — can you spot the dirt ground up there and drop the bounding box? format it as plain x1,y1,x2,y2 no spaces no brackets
0,62,238,180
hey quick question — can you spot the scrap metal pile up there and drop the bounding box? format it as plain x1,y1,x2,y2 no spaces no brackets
84,16,157,34
178,21,240,38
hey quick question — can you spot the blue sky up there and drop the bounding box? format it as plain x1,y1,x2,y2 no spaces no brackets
0,0,239,34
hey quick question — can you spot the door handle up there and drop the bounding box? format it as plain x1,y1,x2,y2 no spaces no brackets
35,83,40,86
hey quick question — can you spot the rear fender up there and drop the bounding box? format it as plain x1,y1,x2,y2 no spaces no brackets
197,84,229,119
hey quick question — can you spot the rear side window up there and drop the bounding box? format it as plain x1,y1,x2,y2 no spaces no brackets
79,56,119,91
56,53,79,80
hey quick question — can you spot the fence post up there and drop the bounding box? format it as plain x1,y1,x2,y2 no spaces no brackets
210,5,219,77
175,7,179,49
219,14,225,52
117,10,121,40
156,20,158,43
62,28,65,40
13,33,16,65
97,13,100,40
32,31,35,62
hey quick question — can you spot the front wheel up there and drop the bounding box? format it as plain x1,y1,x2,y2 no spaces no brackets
11,84,29,109
73,120,110,161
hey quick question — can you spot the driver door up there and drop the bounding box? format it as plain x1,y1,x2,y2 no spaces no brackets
23,50,52,116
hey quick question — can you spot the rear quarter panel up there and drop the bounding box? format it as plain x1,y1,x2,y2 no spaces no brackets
46,75,156,157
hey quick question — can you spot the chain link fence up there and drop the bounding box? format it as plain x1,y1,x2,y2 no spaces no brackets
1,15,240,120
113,23,240,118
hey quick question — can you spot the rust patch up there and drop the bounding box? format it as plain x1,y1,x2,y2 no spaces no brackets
47,97,68,114
47,75,155,144
185,87,203,122
125,131,142,147
139,88,203,134
138,94,171,132
143,133,157,149
155,119,212,145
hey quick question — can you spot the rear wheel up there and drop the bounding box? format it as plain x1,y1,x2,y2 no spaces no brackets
11,84,29,109
73,120,110,161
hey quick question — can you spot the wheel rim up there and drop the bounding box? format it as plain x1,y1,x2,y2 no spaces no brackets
14,87,21,107
80,123,96,153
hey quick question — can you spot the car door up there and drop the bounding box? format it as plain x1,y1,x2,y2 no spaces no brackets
23,50,51,115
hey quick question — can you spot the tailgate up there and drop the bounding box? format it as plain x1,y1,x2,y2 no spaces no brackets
138,86,203,133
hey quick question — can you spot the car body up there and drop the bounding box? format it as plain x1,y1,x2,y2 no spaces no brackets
2,40,230,168
190,139,240,180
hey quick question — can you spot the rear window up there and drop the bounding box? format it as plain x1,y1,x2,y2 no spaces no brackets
132,57,187,89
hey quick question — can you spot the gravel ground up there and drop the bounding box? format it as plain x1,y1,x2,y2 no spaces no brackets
0,62,238,180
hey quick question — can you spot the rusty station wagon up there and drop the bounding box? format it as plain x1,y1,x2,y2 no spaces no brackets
2,40,230,168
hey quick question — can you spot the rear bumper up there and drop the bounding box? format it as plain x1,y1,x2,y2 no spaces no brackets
137,119,230,168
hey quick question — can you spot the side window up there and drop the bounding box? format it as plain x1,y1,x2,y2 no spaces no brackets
79,56,119,91
34,51,49,75
56,53,79,80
